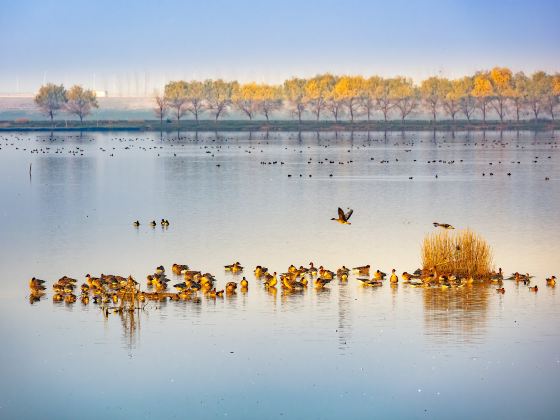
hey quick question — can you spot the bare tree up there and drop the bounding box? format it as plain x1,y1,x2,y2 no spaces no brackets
153,91,168,127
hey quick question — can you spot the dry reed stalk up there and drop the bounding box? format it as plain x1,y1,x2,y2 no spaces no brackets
421,229,493,278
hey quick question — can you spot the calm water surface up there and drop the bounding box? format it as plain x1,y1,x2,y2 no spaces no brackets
0,130,559,419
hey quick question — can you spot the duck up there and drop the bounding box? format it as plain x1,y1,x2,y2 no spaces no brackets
315,278,332,289
373,270,386,281
546,276,556,286
357,277,383,287
64,294,77,304
529,285,538,292
308,262,318,276
352,265,370,276
150,220,157,227
254,266,268,278
183,270,201,280
225,262,243,272
319,266,335,280
331,207,353,225
172,264,189,275
389,269,398,283
161,219,170,227
337,266,350,278
133,220,140,227
225,282,237,293
155,265,165,275
433,222,455,229
240,277,249,289
496,287,505,294
490,267,503,281
402,272,412,282
264,272,277,288
29,277,46,291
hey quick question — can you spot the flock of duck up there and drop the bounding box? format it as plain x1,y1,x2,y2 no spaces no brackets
1,133,556,183
27,261,557,307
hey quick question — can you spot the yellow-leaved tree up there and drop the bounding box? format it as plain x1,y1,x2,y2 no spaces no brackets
420,76,448,122
472,72,494,122
233,82,260,120
511,72,529,121
489,67,513,122
360,76,382,121
390,77,418,124
305,74,335,121
333,76,364,122
283,78,307,122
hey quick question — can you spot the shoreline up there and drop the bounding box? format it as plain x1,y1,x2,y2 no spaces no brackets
0,119,558,132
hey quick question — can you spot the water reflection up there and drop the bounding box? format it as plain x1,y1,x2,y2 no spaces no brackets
422,283,491,344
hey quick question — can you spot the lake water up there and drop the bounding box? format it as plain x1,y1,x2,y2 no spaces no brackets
0,130,559,419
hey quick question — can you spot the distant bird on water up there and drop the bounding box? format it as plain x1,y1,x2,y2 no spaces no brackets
332,207,353,225
133,220,140,227
433,222,455,230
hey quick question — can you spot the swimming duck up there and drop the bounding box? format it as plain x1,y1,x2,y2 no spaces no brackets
172,264,189,275
389,269,398,283
64,294,77,304
337,266,350,278
264,272,277,288
496,287,505,294
373,270,386,281
353,265,370,276
546,276,556,286
315,278,332,288
319,266,335,280
254,266,268,278
240,277,249,289
225,262,243,272
225,282,237,293
331,207,353,225
133,220,140,227
155,265,165,275
433,222,455,229
402,272,412,282
529,285,538,292
29,277,46,291
357,277,383,287
183,270,201,280
150,220,157,227
308,262,318,276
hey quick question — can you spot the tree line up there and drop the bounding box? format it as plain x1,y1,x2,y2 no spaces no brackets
158,69,560,123
34,84,98,125
33,68,560,124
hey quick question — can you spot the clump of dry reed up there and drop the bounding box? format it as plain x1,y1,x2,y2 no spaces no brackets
421,229,493,278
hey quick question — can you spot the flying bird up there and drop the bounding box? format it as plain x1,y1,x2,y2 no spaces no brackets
433,222,454,229
332,207,353,225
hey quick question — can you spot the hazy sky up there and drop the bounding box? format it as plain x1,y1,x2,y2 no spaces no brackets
1,0,559,94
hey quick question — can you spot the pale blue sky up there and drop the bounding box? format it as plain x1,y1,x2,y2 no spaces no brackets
1,0,559,94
